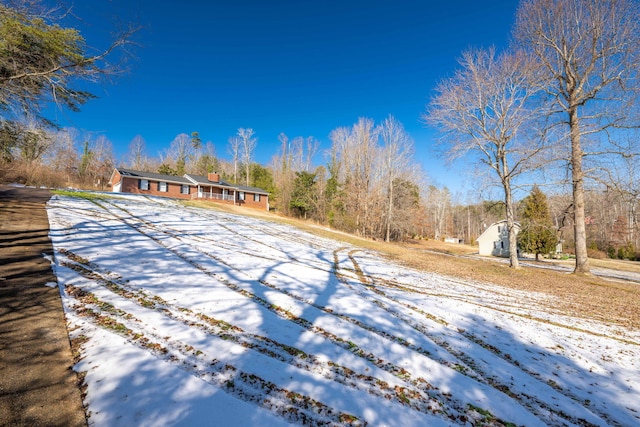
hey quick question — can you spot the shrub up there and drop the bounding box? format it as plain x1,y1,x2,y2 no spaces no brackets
586,247,607,259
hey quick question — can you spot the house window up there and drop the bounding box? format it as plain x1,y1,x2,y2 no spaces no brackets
253,193,260,202
180,184,190,194
139,179,150,190
158,182,168,192
238,191,245,201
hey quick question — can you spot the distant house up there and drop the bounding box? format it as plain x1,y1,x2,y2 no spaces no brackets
108,168,269,210
444,237,464,244
477,220,521,257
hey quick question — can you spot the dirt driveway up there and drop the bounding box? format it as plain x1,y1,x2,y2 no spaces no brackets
0,185,86,427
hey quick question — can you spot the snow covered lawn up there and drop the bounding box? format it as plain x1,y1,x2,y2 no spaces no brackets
46,193,640,426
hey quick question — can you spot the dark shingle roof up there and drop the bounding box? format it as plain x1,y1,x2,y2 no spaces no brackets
185,174,234,187
185,174,269,194
235,184,270,195
117,168,192,185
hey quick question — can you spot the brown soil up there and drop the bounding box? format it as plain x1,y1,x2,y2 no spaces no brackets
0,185,86,427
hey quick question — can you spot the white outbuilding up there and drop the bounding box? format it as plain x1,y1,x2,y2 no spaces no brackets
476,220,521,257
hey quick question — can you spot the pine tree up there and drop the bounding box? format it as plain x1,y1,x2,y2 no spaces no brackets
518,186,559,261
0,1,134,121
290,171,316,219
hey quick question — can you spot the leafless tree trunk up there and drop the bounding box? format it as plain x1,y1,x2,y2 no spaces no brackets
425,186,451,240
227,136,241,183
127,135,147,170
330,119,379,237
514,0,640,274
352,118,377,237
270,133,319,215
165,133,192,175
237,128,257,186
47,128,79,185
379,115,416,242
80,135,114,190
425,48,548,268
17,117,51,168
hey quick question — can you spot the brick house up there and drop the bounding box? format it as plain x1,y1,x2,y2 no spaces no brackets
108,168,270,211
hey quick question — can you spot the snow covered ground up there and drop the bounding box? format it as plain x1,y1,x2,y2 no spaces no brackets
45,193,640,427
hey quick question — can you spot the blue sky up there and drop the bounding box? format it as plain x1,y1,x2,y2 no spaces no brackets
51,0,519,192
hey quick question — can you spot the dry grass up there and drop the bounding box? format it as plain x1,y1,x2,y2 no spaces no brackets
391,242,640,331
181,200,640,331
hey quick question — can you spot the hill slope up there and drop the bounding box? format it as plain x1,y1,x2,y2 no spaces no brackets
46,193,640,426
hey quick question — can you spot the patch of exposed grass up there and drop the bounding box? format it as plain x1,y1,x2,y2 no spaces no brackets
52,189,110,203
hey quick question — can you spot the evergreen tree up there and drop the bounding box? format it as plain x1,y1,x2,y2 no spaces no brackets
78,141,92,178
290,171,316,219
518,186,559,261
250,163,274,194
190,132,202,150
157,163,178,176
0,1,134,122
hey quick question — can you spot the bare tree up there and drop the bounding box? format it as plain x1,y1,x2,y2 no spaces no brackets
16,117,51,167
46,128,79,183
90,135,115,189
237,128,257,186
127,135,147,170
378,115,417,242
425,48,547,268
270,133,318,215
300,136,319,172
330,119,379,237
514,0,640,274
351,118,378,236
227,135,241,183
165,133,192,175
77,134,114,189
424,186,452,240
603,135,640,248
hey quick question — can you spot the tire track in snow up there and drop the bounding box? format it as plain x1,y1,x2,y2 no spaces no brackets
60,196,609,426
340,251,618,426
96,199,525,425
58,247,450,420
57,253,367,426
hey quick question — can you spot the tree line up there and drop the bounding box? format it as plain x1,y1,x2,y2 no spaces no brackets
0,116,426,243
7,116,640,265
3,0,640,275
